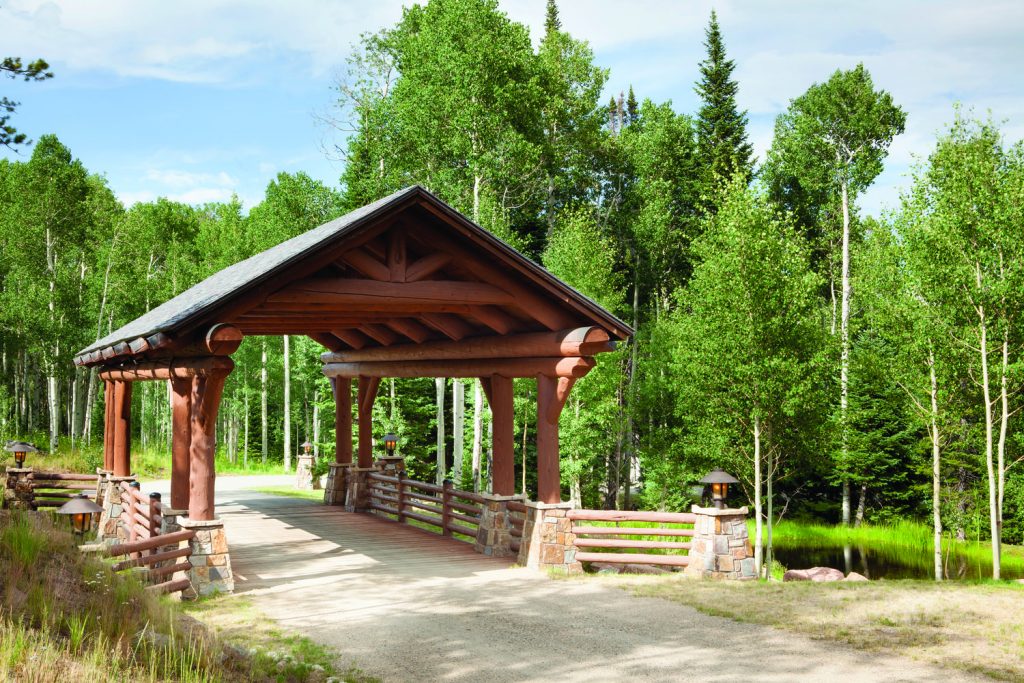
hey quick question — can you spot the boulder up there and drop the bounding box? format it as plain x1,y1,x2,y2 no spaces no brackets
782,566,845,582
590,562,622,575
844,571,869,582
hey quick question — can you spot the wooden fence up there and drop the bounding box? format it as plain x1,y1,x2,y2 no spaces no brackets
567,509,697,568
26,471,100,508
117,480,162,546
367,472,485,541
104,528,195,594
507,500,527,554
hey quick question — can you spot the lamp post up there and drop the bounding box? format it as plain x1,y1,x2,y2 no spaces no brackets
301,440,314,456
699,469,739,510
5,441,39,469
56,493,103,539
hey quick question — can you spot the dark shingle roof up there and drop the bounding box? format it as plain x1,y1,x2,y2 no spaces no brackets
76,185,631,364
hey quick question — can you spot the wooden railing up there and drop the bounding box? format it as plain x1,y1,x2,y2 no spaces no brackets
118,480,162,546
27,471,100,508
367,472,484,541
507,500,527,554
105,529,196,594
567,509,697,568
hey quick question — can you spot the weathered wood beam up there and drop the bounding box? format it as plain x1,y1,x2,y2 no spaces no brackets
356,376,380,468
112,381,132,477
321,327,613,363
189,370,230,521
170,377,192,510
204,324,243,355
339,247,390,281
331,329,371,350
359,324,398,346
98,357,235,382
307,333,346,351
384,318,432,343
103,380,115,471
420,312,472,340
332,377,353,465
537,373,575,504
488,375,515,496
405,251,451,282
388,230,406,282
468,305,518,334
322,356,595,379
266,278,514,307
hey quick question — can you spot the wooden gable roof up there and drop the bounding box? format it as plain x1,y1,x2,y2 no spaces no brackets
75,186,631,368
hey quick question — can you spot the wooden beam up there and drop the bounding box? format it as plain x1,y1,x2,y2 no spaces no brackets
406,219,577,331
356,376,380,468
307,333,346,351
339,247,390,281
536,373,575,504
188,369,230,521
548,377,576,423
103,380,114,471
489,375,515,496
469,305,518,334
322,327,613,363
204,323,243,355
406,251,451,282
323,356,595,379
359,324,398,346
170,377,192,510
332,377,352,465
421,313,472,341
384,318,432,343
331,329,371,350
266,278,514,307
388,230,406,282
112,381,132,477
98,357,235,382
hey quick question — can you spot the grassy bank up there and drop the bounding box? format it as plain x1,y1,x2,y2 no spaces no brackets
618,575,1024,681
3,437,287,481
0,509,363,682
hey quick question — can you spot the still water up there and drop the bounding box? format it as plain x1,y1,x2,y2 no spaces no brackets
772,544,1024,581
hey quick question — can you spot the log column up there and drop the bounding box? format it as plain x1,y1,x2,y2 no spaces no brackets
102,380,115,472
111,381,133,477
333,377,353,464
483,375,515,496
356,376,380,468
170,377,193,511
188,368,230,521
535,375,575,504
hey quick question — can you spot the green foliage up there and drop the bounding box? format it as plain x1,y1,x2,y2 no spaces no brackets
1,55,53,148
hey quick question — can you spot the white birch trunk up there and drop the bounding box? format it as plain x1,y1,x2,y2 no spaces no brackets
243,387,250,469
753,415,764,578
840,178,852,526
977,294,999,578
261,339,268,465
452,379,464,482
472,381,483,492
929,352,943,581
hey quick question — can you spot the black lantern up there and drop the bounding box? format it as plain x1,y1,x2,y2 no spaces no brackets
382,433,397,458
699,469,739,509
5,441,39,469
56,493,102,538
301,440,314,456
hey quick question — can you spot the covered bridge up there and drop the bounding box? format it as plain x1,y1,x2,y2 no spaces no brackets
74,186,631,524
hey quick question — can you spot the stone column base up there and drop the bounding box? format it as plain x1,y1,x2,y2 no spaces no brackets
3,468,33,510
474,494,525,557
517,501,582,573
344,467,375,512
684,505,755,580
296,454,314,490
179,517,234,598
374,456,405,475
324,463,350,506
95,474,136,544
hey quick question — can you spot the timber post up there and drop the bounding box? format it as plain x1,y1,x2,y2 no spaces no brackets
111,380,133,477
535,375,576,504
169,377,192,510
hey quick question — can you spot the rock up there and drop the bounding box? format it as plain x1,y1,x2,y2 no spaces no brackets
621,563,671,575
590,562,622,575
844,571,869,582
782,567,845,582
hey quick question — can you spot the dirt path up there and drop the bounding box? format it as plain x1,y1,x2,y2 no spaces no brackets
209,485,984,683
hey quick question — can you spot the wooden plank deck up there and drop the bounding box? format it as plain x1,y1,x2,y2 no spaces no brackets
216,492,511,593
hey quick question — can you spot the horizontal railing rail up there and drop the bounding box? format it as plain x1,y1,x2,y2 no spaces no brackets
566,508,695,568
367,472,483,542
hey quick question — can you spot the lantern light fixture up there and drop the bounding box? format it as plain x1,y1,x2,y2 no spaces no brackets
56,493,102,538
301,441,314,456
5,441,39,469
699,469,740,510
382,433,398,458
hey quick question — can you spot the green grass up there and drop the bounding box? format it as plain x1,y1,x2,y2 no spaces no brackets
251,486,324,501
3,435,287,481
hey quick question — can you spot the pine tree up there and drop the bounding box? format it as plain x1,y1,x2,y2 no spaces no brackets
626,85,639,125
544,0,561,34
694,11,753,196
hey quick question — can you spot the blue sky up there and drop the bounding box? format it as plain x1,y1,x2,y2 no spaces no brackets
3,0,1023,216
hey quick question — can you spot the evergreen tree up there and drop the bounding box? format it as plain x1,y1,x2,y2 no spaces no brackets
694,11,753,200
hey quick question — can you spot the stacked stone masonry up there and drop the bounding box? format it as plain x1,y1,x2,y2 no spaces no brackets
180,518,234,597
473,495,523,557
517,502,582,573
684,505,755,580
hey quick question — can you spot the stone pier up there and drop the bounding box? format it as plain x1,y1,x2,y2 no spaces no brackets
517,501,581,573
179,517,234,597
684,505,755,580
473,494,525,557
324,463,349,506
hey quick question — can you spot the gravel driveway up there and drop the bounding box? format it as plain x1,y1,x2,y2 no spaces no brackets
200,481,982,683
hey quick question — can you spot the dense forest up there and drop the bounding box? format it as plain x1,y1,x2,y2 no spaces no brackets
2,1,1022,572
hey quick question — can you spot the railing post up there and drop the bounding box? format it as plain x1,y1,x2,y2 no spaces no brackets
442,479,453,536
396,471,406,524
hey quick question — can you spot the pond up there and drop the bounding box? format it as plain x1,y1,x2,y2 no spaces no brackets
771,543,1024,581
